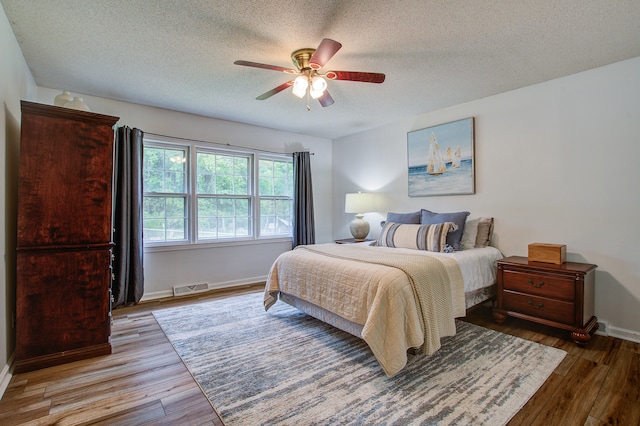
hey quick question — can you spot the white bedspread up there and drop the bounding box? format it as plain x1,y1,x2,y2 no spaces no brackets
265,244,501,376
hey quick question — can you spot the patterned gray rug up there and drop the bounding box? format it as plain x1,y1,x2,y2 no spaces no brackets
153,292,566,425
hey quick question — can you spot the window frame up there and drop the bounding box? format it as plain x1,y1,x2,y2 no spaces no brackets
142,135,293,250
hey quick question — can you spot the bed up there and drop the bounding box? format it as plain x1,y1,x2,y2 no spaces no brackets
264,212,502,376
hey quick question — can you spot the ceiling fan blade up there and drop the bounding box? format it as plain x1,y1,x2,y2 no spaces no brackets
256,81,294,100
234,60,296,74
317,91,334,107
326,71,386,83
309,39,342,70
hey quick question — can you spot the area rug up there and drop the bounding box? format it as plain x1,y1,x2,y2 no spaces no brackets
153,292,566,425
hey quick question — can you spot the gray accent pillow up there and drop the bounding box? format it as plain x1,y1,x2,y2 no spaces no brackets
475,217,494,247
386,211,421,224
420,209,470,250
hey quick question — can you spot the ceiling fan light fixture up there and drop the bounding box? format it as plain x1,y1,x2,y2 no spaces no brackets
309,76,327,99
312,76,327,91
309,88,323,99
292,75,308,98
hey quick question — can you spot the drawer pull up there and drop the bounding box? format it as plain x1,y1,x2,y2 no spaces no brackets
527,279,545,288
527,300,544,309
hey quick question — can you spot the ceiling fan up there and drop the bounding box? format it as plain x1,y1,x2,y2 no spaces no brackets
234,38,385,110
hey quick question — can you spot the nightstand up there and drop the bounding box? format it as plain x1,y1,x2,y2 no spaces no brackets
334,238,374,244
492,256,598,347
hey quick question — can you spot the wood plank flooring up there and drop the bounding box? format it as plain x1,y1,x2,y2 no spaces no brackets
1,284,638,425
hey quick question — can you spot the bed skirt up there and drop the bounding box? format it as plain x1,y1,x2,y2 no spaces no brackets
279,283,496,340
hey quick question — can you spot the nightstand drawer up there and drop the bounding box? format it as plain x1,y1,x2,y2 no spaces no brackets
503,291,575,325
502,270,575,300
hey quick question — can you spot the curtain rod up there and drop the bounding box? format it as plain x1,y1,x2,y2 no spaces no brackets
144,131,314,156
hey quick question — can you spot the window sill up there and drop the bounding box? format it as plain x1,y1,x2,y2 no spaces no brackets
143,237,292,253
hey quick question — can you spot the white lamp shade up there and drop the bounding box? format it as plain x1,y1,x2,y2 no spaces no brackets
345,192,376,213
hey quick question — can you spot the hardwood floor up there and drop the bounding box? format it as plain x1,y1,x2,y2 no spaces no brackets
1,285,638,425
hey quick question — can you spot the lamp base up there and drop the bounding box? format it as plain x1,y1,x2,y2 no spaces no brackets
349,214,370,241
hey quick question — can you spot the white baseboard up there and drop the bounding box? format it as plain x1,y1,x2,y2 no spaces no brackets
0,354,14,399
608,325,640,343
139,276,267,302
595,319,640,343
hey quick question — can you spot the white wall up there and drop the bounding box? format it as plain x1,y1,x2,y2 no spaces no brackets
333,57,640,341
36,88,333,299
0,4,37,395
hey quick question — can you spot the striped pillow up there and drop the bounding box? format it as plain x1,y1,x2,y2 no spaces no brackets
378,222,458,252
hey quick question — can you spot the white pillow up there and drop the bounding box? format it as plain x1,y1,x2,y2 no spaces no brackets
461,217,494,249
460,218,481,250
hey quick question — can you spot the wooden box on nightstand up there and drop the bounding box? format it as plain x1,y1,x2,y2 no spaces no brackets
492,256,598,346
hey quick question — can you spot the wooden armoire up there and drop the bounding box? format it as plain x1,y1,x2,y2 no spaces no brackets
15,101,119,373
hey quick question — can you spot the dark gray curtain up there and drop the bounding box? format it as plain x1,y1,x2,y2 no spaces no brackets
292,151,315,248
112,126,144,307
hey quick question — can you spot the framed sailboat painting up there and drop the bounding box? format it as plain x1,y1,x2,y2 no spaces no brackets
407,117,475,196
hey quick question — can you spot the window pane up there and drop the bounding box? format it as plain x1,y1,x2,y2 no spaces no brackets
144,196,165,218
143,195,186,243
218,217,235,238
216,155,233,175
276,199,291,216
218,198,234,216
198,217,217,239
143,218,165,241
259,177,273,196
234,157,248,174
260,199,274,215
143,146,186,193
166,218,185,240
164,171,185,193
235,217,249,236
258,159,292,197
198,198,217,216
197,152,216,194
217,175,233,194
143,147,165,192
273,177,290,196
198,196,251,239
197,152,250,196
259,159,273,179
234,176,248,194
197,152,216,173
235,198,249,216
274,161,290,177
165,197,185,217
197,173,215,194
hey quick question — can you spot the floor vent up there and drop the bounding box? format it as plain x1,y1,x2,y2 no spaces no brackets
173,283,210,297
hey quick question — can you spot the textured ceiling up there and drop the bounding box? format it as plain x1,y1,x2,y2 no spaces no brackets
3,0,640,139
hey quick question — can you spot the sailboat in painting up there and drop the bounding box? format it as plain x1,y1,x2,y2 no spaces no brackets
427,132,447,175
451,146,462,168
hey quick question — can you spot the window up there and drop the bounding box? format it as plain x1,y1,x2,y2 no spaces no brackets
142,137,293,246
258,158,293,236
143,145,188,243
